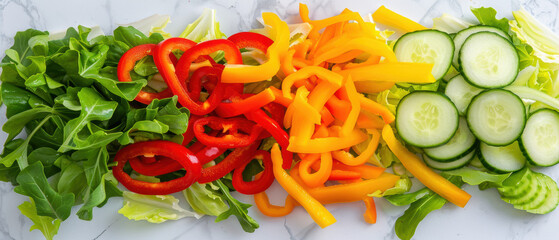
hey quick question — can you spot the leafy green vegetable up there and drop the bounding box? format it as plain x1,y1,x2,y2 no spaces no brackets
470,7,510,32
384,188,431,206
183,182,229,216
432,13,474,33
179,8,226,42
369,176,412,198
118,191,200,223
511,9,559,65
18,199,61,240
215,179,259,233
444,167,511,187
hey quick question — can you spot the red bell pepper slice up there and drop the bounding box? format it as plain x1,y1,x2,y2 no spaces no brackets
113,140,201,195
232,150,274,195
182,115,202,146
228,32,274,53
193,116,263,148
198,140,260,183
117,44,173,104
215,89,276,118
187,66,223,100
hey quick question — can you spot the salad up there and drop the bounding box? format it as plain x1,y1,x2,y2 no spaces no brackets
1,3,559,240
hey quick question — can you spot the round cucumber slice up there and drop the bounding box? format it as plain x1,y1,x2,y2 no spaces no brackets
423,118,477,162
520,109,559,167
479,141,527,173
452,25,510,69
444,75,483,115
423,149,475,171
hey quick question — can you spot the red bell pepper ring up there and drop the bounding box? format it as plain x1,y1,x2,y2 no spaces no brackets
228,32,274,53
188,66,223,100
193,116,263,148
232,150,274,195
215,89,276,118
182,115,202,146
198,140,260,183
117,44,173,104
113,140,201,195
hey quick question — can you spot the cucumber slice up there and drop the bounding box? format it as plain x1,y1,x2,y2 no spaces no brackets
394,29,454,80
460,32,519,88
479,141,527,173
467,89,526,146
452,26,510,69
498,168,531,198
444,75,483,115
526,173,559,214
423,118,477,162
423,149,475,171
520,109,559,167
516,172,549,211
396,91,459,148
503,172,541,205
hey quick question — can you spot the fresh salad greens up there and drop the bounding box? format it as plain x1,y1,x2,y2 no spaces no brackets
0,10,259,240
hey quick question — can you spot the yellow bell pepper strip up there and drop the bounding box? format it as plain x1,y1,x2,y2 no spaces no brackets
254,191,297,217
353,81,395,94
337,62,435,84
281,49,297,76
313,38,397,65
308,11,365,42
306,172,400,204
382,125,472,208
271,144,337,228
281,66,343,100
288,128,368,153
221,12,289,83
269,86,293,107
299,3,312,23
288,87,321,146
356,111,385,129
299,152,333,188
331,160,385,180
307,80,342,112
372,6,427,33
308,22,339,59
325,50,363,63
363,197,377,224
359,95,395,124
340,76,360,136
332,129,380,166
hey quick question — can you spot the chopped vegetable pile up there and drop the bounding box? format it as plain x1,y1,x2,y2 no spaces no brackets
1,4,559,240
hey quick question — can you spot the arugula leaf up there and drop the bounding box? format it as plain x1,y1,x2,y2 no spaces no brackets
74,148,110,220
183,182,229,216
14,161,75,220
385,188,431,206
118,191,200,223
59,88,117,152
1,82,48,118
18,199,61,240
471,7,510,32
1,29,48,65
56,161,86,199
113,26,163,48
444,167,511,187
2,106,54,142
88,66,147,101
1,115,52,168
27,147,61,178
215,179,259,233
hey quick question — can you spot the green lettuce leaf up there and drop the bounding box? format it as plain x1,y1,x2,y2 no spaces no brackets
18,199,61,240
369,176,412,198
118,191,200,223
511,9,559,65
471,7,510,32
179,8,226,42
183,182,229,216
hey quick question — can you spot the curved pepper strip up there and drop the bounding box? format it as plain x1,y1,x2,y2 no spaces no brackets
117,44,173,104
339,76,360,137
359,95,395,124
337,62,435,83
193,116,263,148
215,88,276,118
299,152,332,188
288,87,321,147
308,11,365,42
288,128,368,154
313,38,397,65
372,5,427,33
281,66,343,100
270,144,336,228
356,112,385,129
382,125,471,208
254,192,297,217
221,13,289,83
187,66,222,100
232,150,274,195
332,129,380,166
281,49,297,76
228,32,274,53
182,115,202,145
113,140,201,195
353,81,395,94
363,197,377,224
198,140,260,183
327,169,361,181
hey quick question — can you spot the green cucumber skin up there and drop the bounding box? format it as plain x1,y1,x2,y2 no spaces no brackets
425,141,478,163
519,109,559,167
515,173,549,211
526,173,559,214
498,174,533,199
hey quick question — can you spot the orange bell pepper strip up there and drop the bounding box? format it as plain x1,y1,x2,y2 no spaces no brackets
325,95,351,121
254,191,297,217
327,169,362,181
299,3,312,23
353,81,395,94
331,160,385,179
325,50,363,63
214,88,276,117
288,128,368,153
281,49,296,76
356,111,385,129
372,6,427,33
332,128,380,166
344,55,382,69
299,152,333,188
337,62,435,84
222,12,289,83
271,144,337,228
306,172,400,204
382,125,471,208
363,197,377,224
282,66,342,100
292,39,312,59
288,87,321,146
313,38,397,65
269,86,293,107
307,79,342,112
359,95,395,124
340,76,360,136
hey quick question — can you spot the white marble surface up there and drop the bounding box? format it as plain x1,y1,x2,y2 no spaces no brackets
1,0,559,239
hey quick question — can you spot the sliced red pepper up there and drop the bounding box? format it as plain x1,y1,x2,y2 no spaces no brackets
113,140,201,195
228,32,274,53
198,140,260,183
182,115,202,146
187,65,224,102
215,88,276,118
262,102,286,129
232,150,274,195
193,116,263,148
118,44,173,104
